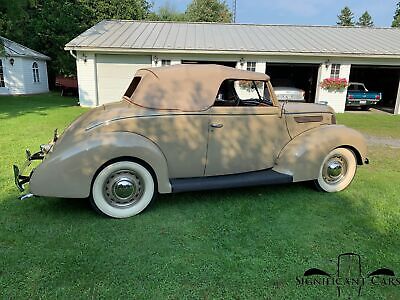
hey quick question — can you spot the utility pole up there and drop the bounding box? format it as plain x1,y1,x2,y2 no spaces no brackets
233,0,237,23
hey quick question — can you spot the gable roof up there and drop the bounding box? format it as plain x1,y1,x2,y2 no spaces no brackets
0,36,50,60
65,20,400,58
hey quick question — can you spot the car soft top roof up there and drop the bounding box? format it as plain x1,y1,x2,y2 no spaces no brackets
130,64,270,111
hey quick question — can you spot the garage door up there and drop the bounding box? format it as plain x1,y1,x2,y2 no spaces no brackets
349,65,400,113
96,54,151,105
266,63,320,103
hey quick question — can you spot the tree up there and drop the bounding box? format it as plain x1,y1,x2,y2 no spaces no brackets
356,11,374,27
185,0,232,23
393,2,400,27
148,1,185,21
0,0,152,78
337,6,355,26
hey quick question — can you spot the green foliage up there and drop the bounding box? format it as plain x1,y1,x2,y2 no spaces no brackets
0,0,233,80
392,2,400,27
356,11,374,27
337,6,355,26
185,0,232,23
0,0,152,78
149,1,185,21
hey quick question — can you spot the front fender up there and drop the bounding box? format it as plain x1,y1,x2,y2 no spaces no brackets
272,125,367,182
30,132,171,198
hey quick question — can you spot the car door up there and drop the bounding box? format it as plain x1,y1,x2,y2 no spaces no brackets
205,80,289,176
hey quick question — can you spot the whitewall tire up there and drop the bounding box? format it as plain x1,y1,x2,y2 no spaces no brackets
91,161,155,218
314,148,357,193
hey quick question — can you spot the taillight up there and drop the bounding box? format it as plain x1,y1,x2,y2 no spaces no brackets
375,95,381,100
348,95,354,99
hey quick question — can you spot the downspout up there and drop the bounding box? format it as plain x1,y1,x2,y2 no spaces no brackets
69,50,77,59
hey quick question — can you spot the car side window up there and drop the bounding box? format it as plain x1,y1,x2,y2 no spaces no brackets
214,80,272,107
124,76,141,98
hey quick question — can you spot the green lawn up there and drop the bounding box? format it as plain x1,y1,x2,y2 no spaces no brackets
1,94,400,299
337,112,400,138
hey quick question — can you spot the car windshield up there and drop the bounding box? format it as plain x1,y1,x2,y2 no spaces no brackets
215,79,272,106
234,80,272,104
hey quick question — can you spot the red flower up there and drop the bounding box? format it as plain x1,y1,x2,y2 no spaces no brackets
320,78,348,90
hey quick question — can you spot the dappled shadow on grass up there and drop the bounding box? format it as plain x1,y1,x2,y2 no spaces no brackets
1,179,398,299
0,93,80,120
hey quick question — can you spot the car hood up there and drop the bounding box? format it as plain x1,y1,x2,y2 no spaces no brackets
282,102,335,114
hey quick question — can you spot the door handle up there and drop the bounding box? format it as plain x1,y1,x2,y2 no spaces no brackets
210,123,223,128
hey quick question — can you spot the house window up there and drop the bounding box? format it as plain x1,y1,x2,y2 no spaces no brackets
32,62,40,83
161,59,171,66
246,61,256,72
330,64,341,78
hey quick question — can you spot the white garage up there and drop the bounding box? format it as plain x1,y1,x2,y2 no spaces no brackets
96,54,151,105
65,20,400,114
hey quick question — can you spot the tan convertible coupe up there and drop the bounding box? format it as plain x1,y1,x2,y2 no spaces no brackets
14,65,368,218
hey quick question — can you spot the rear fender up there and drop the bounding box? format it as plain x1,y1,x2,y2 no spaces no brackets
30,132,171,198
272,125,367,182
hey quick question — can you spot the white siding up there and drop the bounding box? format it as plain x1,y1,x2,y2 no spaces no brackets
21,58,49,94
0,56,25,95
0,56,48,95
96,54,151,105
315,63,351,113
76,52,98,107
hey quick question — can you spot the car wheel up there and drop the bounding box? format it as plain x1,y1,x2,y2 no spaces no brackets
91,161,155,218
314,148,357,193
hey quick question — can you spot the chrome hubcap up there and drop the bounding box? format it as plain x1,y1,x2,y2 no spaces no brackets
103,170,144,208
323,155,347,184
113,178,135,199
327,161,342,177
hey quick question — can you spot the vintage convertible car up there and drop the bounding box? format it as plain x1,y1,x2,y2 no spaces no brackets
14,65,368,218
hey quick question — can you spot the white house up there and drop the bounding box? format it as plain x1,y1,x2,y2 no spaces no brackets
0,36,50,95
65,20,400,114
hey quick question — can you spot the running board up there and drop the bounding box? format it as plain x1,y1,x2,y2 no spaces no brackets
170,169,293,193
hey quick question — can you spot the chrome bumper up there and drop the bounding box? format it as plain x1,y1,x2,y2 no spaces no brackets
13,129,58,193
13,149,45,192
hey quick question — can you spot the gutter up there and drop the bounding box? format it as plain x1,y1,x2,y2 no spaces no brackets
63,46,400,60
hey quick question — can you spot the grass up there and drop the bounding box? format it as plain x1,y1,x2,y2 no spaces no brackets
1,93,400,299
337,112,400,138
